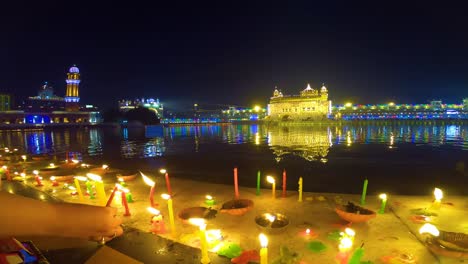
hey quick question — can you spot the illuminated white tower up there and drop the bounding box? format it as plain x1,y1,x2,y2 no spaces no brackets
65,65,80,111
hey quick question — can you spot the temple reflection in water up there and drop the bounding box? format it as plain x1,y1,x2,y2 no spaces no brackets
266,125,332,162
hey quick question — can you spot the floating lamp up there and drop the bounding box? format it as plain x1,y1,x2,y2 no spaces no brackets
266,176,276,199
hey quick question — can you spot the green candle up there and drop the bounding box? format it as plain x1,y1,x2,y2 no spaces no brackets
378,193,387,214
126,192,134,203
86,181,95,199
360,179,368,205
256,170,261,196
348,247,364,264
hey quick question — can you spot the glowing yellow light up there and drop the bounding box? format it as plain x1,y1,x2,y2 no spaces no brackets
14,171,18,175
1,166,7,170
345,102,352,107
102,164,109,169
206,195,213,200
434,188,443,202
306,229,311,235
68,186,76,191
266,176,275,184
140,172,155,187
50,176,56,181
161,193,171,200
159,168,167,174
74,176,87,181
379,193,387,201
33,170,39,175
419,223,440,237
49,163,55,167
71,159,79,164
147,207,161,215
86,173,102,182
254,105,261,112
20,173,26,178
21,155,27,161
265,213,276,223
389,102,395,106
339,237,353,251
189,218,206,227
345,228,355,237
259,233,268,248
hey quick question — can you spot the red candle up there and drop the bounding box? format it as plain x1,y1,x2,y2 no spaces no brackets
165,173,172,196
35,176,43,187
106,185,119,207
282,169,287,198
50,176,59,186
141,172,158,207
121,190,131,216
5,168,11,181
149,185,156,207
234,167,239,199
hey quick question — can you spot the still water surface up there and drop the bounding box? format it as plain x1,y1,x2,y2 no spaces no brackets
1,123,467,195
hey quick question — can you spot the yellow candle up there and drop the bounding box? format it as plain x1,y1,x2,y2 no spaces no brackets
266,176,275,199
73,177,85,202
162,193,176,236
259,233,268,264
298,177,303,202
87,173,107,206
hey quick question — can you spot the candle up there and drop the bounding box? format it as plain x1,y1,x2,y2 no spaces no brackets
282,169,287,198
266,176,275,199
121,188,131,216
161,193,176,236
160,169,172,196
102,164,109,170
378,193,387,214
126,192,134,203
20,173,26,182
256,170,261,196
348,247,365,264
205,195,215,206
105,184,119,206
189,218,210,264
234,167,239,199
433,188,443,209
85,180,95,199
141,172,157,207
259,233,268,264
33,170,43,187
50,176,59,186
298,177,303,202
21,155,27,162
339,228,355,252
148,207,165,234
360,179,368,205
74,176,87,202
118,177,127,187
87,173,107,206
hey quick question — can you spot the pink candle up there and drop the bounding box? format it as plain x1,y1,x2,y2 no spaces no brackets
165,173,172,196
106,185,119,207
35,176,43,187
50,176,59,186
282,169,287,198
121,190,131,216
234,167,239,199
141,172,158,207
149,185,156,207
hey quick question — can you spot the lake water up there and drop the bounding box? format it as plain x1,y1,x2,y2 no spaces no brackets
1,122,467,195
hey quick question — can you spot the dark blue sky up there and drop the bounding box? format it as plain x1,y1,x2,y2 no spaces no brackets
1,2,467,109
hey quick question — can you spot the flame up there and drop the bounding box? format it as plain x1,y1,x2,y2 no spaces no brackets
206,195,213,200
49,163,55,167
339,237,353,251
21,155,27,160
68,186,76,190
140,172,155,187
161,193,171,200
379,193,387,201
33,170,39,175
20,173,26,177
259,233,268,248
71,159,79,164
102,164,109,169
2,166,7,169
434,188,443,201
74,176,88,181
87,173,102,182
419,223,440,237
345,228,355,237
50,176,56,181
189,218,206,227
159,169,167,174
147,207,161,215
306,228,311,235
265,213,276,223
266,176,275,184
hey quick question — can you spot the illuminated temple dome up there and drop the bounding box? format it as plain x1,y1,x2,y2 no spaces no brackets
321,84,328,93
69,65,80,73
300,83,318,97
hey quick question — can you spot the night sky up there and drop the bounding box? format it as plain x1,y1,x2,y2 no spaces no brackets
1,2,467,110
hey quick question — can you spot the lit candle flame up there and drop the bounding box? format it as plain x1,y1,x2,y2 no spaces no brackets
50,176,56,181
20,173,26,177
306,228,311,235
345,228,355,237
206,195,213,200
159,169,167,174
339,237,353,251
161,193,171,200
265,213,276,223
379,193,387,201
71,159,79,164
49,163,55,167
189,218,206,227
102,164,109,169
259,233,268,248
33,170,39,175
1,166,7,169
74,176,88,181
434,188,443,202
68,186,76,191
266,176,275,184
86,173,102,182
21,155,27,160
419,223,440,237
147,207,161,215
140,172,155,187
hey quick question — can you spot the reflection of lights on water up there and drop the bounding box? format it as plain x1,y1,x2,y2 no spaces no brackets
346,131,352,146
255,132,260,145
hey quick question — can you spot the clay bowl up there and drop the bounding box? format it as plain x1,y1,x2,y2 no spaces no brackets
425,231,468,258
335,202,376,223
116,172,138,181
178,207,217,224
255,213,289,234
220,199,254,216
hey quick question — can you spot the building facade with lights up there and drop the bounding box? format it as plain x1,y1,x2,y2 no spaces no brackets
118,98,164,119
0,65,101,127
267,84,332,121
